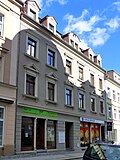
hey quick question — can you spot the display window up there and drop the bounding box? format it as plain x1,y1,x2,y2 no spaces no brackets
91,124,100,142
80,122,90,147
47,120,56,149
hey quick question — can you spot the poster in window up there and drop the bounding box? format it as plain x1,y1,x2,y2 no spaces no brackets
47,126,55,142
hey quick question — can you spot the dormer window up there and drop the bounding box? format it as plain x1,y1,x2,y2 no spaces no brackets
98,60,100,66
49,23,54,32
29,9,36,20
90,54,92,60
70,39,74,47
75,43,78,50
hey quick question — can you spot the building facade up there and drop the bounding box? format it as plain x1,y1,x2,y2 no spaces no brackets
1,0,120,156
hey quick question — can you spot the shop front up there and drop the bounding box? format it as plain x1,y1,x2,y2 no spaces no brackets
16,106,80,153
80,117,105,147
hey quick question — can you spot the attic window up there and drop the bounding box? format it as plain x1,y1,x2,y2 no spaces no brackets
98,60,100,66
90,54,92,61
75,43,78,50
70,40,74,47
49,24,54,32
29,9,36,20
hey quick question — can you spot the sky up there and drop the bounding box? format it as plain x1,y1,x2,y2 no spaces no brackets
35,0,120,74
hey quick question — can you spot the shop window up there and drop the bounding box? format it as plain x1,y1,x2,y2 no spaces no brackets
91,124,100,143
79,93,85,109
47,120,56,149
80,122,90,147
66,88,72,106
66,59,72,75
0,14,4,36
0,107,4,146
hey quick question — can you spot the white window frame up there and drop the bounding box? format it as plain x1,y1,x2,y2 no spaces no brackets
78,92,85,110
0,106,4,147
26,33,39,59
114,108,117,119
46,77,57,103
0,13,4,37
90,96,96,112
65,86,74,107
47,45,57,68
24,69,38,97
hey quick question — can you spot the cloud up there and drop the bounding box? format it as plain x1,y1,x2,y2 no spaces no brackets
88,28,110,46
106,17,120,31
113,1,120,11
46,0,68,6
63,10,102,34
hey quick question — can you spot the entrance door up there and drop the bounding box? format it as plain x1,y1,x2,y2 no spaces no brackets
65,122,72,149
36,118,45,149
21,117,34,151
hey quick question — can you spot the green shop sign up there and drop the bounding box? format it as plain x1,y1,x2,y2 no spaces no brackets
22,107,58,118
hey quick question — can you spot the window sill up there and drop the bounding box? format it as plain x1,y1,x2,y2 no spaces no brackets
23,94,39,101
99,112,105,116
90,110,97,114
46,64,57,70
45,99,57,104
65,105,74,108
78,108,86,111
24,53,39,62
77,79,84,82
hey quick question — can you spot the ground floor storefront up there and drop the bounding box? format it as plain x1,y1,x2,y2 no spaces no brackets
15,106,81,153
80,117,105,147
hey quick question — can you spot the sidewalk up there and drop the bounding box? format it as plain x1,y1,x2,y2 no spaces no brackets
1,150,85,160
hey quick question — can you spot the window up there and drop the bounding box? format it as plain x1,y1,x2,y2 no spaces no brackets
75,43,78,50
29,9,36,20
66,88,72,106
100,101,104,114
98,60,100,66
48,49,55,67
107,87,111,98
91,97,95,112
0,107,4,146
66,59,72,75
90,54,92,60
70,39,74,47
118,93,120,103
79,67,83,80
119,110,120,119
48,82,55,101
26,74,35,96
99,78,102,90
108,106,112,119
27,37,37,57
114,109,117,119
90,74,94,86
0,14,3,36
79,93,84,109
46,74,57,103
113,90,116,101
49,24,54,32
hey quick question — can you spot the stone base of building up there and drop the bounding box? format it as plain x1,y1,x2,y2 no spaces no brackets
0,145,14,156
